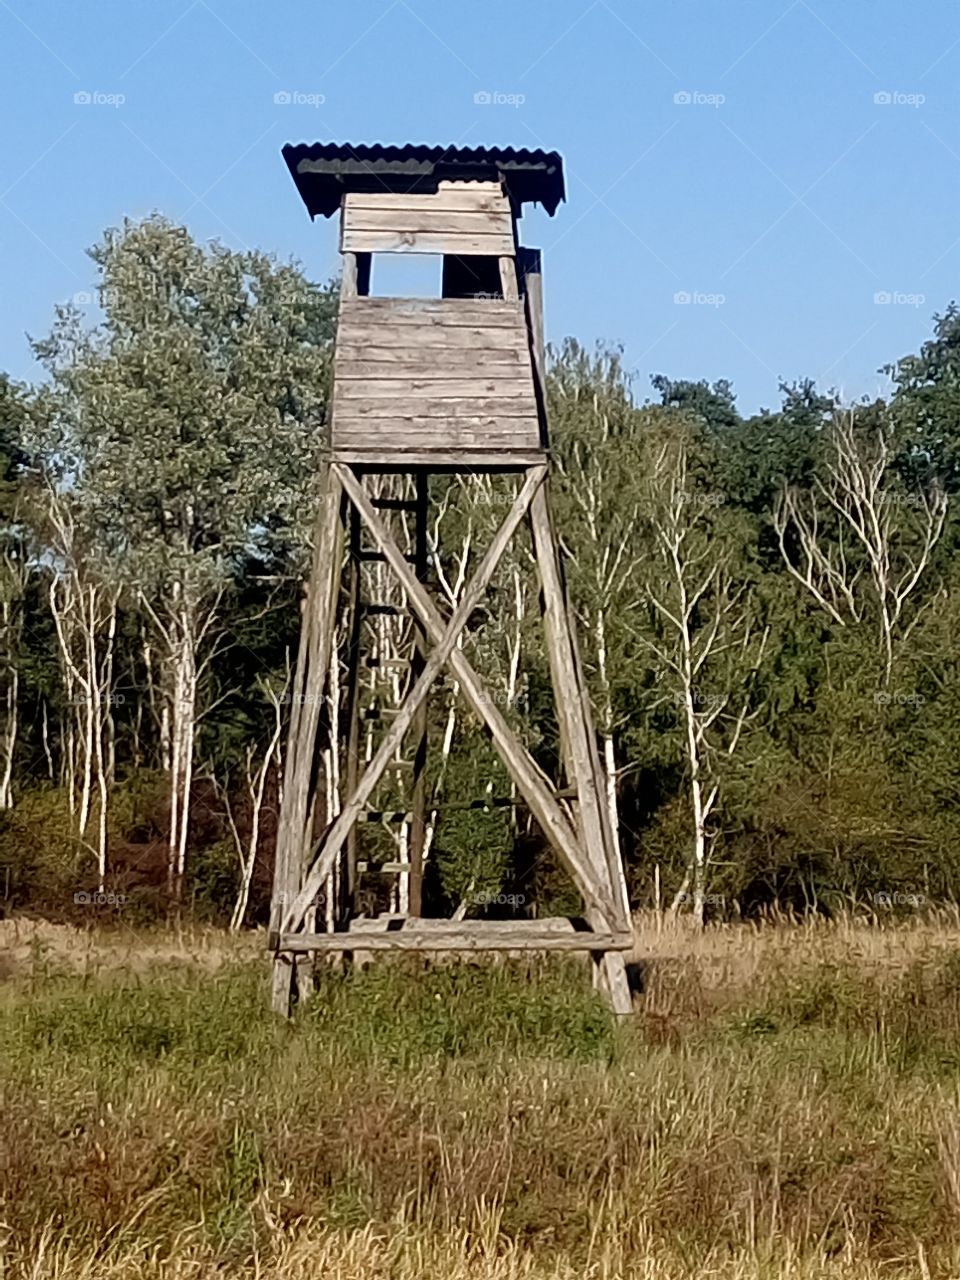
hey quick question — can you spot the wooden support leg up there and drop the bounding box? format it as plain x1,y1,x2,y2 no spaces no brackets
528,483,629,935
269,465,345,1015
408,472,429,917
343,506,363,923
593,950,634,1016
522,249,633,1014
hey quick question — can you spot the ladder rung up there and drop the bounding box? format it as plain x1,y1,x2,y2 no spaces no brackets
363,603,405,616
364,657,410,669
372,497,417,513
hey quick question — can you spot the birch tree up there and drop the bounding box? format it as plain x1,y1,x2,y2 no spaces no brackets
636,419,769,924
210,664,290,931
549,342,647,858
27,217,334,896
774,409,947,687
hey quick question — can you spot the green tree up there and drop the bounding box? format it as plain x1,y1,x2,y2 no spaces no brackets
27,217,335,894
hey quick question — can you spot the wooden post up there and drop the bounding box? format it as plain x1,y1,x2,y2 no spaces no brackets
270,464,344,1014
408,473,429,916
525,252,633,1013
342,505,363,920
341,251,371,299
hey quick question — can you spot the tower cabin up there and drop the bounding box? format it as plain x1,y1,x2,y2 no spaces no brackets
281,142,565,468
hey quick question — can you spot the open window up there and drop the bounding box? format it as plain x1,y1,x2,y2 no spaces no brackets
368,253,443,299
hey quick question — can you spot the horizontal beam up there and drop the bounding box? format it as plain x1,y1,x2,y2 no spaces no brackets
277,927,633,954
330,449,547,469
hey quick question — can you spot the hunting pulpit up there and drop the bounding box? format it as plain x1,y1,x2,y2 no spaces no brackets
269,143,633,1014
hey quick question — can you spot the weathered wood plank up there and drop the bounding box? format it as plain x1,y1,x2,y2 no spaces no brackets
334,420,538,435
335,399,536,422
341,296,521,313
334,431,538,453
333,422,539,443
335,350,529,371
335,378,533,399
345,208,512,235
332,427,542,448
330,448,545,467
395,916,577,934
279,926,633,953
499,256,519,302
333,435,542,453
344,188,507,213
338,312,521,329
335,360,535,378
336,325,528,350
339,300,524,327
342,229,514,256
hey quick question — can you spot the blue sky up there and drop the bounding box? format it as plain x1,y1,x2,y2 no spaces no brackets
2,0,959,415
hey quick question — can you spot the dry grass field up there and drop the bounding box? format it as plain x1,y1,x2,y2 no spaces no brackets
3,912,960,1278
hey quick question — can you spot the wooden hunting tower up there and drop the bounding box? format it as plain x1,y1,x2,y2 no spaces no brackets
269,142,633,1014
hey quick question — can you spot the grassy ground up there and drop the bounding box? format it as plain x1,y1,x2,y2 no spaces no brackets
2,914,960,1277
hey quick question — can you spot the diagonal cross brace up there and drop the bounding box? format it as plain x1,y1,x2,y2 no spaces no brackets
282,465,569,932
280,464,616,936
334,464,615,923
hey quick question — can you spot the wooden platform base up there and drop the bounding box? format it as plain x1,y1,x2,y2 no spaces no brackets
274,916,632,954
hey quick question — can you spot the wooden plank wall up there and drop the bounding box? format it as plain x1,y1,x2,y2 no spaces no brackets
332,296,542,458
340,181,515,256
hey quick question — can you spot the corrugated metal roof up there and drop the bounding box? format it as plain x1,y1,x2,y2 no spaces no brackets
282,142,565,219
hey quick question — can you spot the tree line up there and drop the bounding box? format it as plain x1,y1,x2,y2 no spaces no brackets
1,214,958,926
